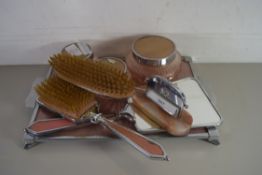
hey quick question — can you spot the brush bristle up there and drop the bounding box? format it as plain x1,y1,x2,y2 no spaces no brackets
35,76,96,119
49,53,134,99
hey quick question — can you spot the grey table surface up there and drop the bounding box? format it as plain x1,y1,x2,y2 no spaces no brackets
0,64,261,175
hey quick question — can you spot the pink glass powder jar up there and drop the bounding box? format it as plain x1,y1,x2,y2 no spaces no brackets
126,35,182,85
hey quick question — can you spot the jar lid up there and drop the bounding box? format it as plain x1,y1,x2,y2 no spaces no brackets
98,56,127,73
62,41,93,58
132,35,176,66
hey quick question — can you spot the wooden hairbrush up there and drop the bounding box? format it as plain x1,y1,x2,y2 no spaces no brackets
49,53,134,99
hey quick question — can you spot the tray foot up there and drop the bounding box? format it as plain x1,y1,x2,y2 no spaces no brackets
23,133,40,149
206,127,220,145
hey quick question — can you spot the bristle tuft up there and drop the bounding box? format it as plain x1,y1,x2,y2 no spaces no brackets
49,53,134,98
35,76,96,119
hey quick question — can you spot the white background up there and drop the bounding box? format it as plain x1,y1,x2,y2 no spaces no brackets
0,0,262,65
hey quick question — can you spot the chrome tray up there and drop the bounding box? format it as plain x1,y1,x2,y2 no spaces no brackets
24,56,222,149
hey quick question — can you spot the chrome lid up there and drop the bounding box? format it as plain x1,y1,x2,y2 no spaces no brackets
62,41,93,58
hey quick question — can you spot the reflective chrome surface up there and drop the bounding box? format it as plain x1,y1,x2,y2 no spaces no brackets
146,76,187,117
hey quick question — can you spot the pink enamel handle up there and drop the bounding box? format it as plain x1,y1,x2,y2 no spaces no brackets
25,119,76,136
